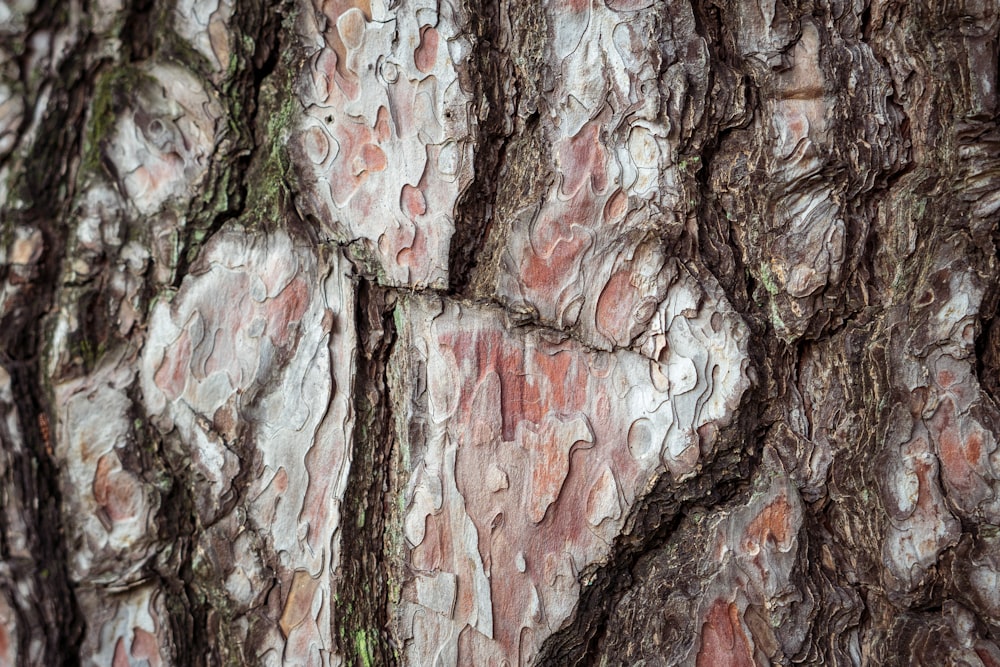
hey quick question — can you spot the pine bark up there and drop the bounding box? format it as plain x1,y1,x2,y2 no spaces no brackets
1,0,1000,665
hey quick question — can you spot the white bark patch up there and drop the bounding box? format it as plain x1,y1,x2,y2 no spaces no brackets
174,0,234,77
54,355,159,584
0,588,17,666
0,0,36,36
391,288,749,665
759,21,845,339
881,245,1000,598
103,63,223,217
140,226,356,664
0,222,45,325
0,80,23,158
292,0,475,288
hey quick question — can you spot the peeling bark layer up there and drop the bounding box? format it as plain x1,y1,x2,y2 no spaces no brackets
2,0,1000,665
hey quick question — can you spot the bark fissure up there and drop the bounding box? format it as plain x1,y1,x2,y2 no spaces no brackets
2,364,84,666
446,0,509,294
337,278,399,666
153,456,205,667
0,17,97,662
172,0,286,286
536,386,767,665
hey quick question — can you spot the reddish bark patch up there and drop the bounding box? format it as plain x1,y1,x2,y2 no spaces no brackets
976,645,1000,667
300,436,346,551
528,192,595,254
279,570,320,638
741,496,793,554
0,622,8,662
595,270,640,344
113,637,130,667
933,400,981,494
558,0,590,12
362,143,388,173
425,312,667,662
336,7,366,49
531,347,583,413
273,467,289,493
558,123,607,198
131,628,162,667
913,456,934,512
330,120,375,203
397,226,430,269
411,508,458,573
607,0,652,8
696,600,755,667
443,331,587,445
266,278,310,347
93,454,140,524
322,0,371,21
493,339,530,442
374,105,391,142
966,431,983,464
320,0,372,98
153,331,191,400
526,427,570,524
401,184,427,219
938,368,957,387
698,421,719,452
414,26,439,73
521,236,585,290
603,189,627,222
301,125,331,164
213,405,237,442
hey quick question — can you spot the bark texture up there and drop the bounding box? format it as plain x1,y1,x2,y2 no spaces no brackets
1,0,1000,665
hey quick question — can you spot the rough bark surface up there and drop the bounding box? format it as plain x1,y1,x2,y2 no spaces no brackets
1,0,1000,665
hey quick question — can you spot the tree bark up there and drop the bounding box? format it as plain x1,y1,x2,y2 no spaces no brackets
1,0,1000,665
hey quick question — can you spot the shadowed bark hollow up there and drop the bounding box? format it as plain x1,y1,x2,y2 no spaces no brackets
2,0,1000,665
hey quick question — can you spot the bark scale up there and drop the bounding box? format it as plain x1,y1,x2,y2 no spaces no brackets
1,0,999,665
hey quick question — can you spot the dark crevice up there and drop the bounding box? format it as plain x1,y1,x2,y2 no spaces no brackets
121,0,157,61
693,127,754,320
119,0,288,659
0,222,84,667
0,12,95,661
2,367,84,667
152,444,203,667
336,279,399,666
536,383,767,665
687,0,758,324
447,0,510,295
860,1,873,41
171,1,285,289
974,260,1000,406
118,384,199,666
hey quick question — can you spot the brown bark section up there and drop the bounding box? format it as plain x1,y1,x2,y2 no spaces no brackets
1,0,999,665
0,6,92,661
338,281,397,665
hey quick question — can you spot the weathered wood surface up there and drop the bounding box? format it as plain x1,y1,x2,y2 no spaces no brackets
2,0,1000,665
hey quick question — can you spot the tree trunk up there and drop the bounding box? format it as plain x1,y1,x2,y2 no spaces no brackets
2,0,999,664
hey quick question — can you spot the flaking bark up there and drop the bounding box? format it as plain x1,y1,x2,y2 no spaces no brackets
2,0,1000,665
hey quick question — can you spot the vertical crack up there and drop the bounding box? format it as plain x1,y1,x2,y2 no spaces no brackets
447,0,510,294
0,16,94,660
336,279,399,665
0,215,83,667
